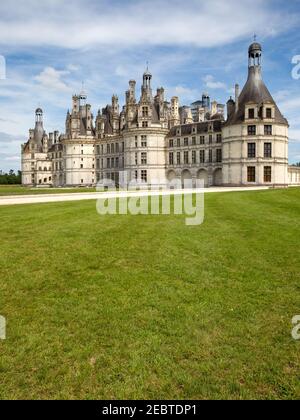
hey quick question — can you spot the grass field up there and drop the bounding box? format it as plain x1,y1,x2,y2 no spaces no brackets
0,189,300,400
0,185,96,196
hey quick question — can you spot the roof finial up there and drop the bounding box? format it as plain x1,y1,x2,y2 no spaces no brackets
253,33,257,42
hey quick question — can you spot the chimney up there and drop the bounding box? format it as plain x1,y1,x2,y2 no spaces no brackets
235,84,240,113
227,97,235,119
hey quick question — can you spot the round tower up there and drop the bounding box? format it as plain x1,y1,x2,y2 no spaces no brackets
222,41,289,187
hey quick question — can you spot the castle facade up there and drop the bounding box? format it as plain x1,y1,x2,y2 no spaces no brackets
21,43,300,188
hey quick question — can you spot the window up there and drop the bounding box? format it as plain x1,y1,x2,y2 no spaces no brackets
184,138,189,147
116,158,119,168
209,149,213,163
247,167,256,182
177,138,181,147
141,152,147,165
81,150,83,155
216,149,222,163
184,151,189,164
169,139,174,148
96,159,100,169
111,144,115,154
142,121,148,128
192,150,196,164
248,125,256,136
134,170,138,180
200,150,205,164
141,170,147,183
80,164,83,169
107,158,110,168
264,166,272,183
169,152,174,165
116,143,119,153
264,143,272,158
177,152,181,165
192,137,196,146
141,135,147,148
216,134,222,143
264,125,272,135
209,135,213,144
266,108,272,119
111,158,115,168
107,144,110,154
248,108,255,119
142,107,149,117
200,136,205,145
135,153,138,165
248,143,256,158
135,138,138,148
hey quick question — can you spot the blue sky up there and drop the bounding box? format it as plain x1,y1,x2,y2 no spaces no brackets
1,0,300,172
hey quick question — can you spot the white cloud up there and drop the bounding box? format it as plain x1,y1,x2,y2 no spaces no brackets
0,132,26,143
0,0,296,49
203,75,227,90
4,155,20,162
172,86,198,102
35,67,71,92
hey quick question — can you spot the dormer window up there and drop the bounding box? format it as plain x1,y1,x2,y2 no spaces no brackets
266,108,272,119
248,108,255,119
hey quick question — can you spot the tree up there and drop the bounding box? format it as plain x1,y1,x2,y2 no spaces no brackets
0,170,22,185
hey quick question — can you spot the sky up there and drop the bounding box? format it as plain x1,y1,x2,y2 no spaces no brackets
1,0,300,172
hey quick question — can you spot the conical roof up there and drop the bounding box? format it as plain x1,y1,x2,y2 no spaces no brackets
225,66,288,126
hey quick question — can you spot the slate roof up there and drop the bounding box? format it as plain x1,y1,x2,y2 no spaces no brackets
225,66,288,126
167,118,223,137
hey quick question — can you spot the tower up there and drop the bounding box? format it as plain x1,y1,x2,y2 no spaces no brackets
222,41,289,186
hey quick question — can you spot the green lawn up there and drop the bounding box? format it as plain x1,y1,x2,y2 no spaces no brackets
0,185,96,196
0,189,299,400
